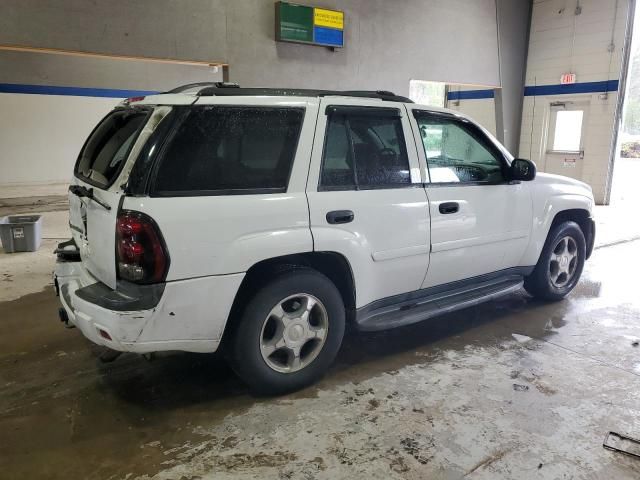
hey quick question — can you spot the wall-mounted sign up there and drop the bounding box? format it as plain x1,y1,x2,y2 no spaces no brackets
560,73,576,85
275,1,344,48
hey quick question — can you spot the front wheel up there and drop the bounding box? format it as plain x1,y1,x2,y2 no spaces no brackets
524,221,586,301
228,269,345,395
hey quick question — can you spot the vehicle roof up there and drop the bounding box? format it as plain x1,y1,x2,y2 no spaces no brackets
123,84,462,117
119,83,512,159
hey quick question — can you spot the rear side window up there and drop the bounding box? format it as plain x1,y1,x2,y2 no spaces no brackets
320,107,411,190
153,107,304,195
76,109,149,189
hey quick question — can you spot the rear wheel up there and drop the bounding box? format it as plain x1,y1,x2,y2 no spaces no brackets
524,221,586,301
228,269,345,395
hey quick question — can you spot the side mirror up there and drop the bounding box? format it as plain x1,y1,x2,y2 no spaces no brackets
510,158,536,181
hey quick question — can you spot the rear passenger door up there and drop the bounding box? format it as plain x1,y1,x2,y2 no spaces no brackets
306,98,430,309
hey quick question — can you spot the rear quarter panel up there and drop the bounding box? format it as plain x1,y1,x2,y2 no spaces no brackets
123,98,318,280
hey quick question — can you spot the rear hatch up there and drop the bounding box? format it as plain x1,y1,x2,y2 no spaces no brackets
69,107,151,289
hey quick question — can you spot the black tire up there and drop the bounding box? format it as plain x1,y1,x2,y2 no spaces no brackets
228,268,345,395
524,221,586,301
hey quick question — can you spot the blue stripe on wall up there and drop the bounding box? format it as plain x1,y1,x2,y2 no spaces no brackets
447,89,495,101
524,80,619,96
0,82,158,98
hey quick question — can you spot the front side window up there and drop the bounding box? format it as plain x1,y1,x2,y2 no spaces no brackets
154,107,304,194
320,108,411,190
76,109,149,188
415,113,506,184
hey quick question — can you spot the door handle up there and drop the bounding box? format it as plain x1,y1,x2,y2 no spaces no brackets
439,202,459,214
326,210,354,224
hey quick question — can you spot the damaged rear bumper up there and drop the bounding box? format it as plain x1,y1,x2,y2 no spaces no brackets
53,241,244,354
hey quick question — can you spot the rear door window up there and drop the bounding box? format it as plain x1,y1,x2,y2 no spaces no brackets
153,107,304,195
320,107,411,190
75,109,149,189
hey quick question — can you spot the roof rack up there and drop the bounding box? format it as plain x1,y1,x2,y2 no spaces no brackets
166,82,239,94
193,86,412,103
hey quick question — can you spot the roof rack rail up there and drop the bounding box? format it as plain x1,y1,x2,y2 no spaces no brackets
194,86,413,103
166,82,239,94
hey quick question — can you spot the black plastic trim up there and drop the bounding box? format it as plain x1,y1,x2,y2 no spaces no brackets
585,218,596,259
150,187,287,197
75,280,165,311
355,266,534,331
325,105,401,117
317,183,423,192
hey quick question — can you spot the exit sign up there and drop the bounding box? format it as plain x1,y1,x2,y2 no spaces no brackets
275,1,344,48
561,73,576,84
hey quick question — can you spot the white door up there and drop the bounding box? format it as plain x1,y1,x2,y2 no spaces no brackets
543,100,589,180
408,108,533,288
306,98,430,308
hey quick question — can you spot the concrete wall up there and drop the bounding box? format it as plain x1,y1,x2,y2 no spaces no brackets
0,0,532,186
518,0,632,204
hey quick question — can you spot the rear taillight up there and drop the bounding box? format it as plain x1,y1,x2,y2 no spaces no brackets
116,210,169,284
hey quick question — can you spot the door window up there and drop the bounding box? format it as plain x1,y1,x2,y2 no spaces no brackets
415,113,506,183
320,108,411,190
550,109,584,152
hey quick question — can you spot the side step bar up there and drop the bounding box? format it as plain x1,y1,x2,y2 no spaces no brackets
356,276,524,331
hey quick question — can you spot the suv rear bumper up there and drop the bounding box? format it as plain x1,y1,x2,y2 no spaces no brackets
54,251,244,354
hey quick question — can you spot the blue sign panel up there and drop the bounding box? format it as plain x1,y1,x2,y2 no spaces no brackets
313,26,344,47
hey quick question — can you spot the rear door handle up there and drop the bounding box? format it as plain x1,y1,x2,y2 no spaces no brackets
439,202,459,214
326,210,354,224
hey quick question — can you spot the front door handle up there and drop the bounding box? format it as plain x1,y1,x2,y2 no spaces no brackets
439,202,459,214
326,210,354,224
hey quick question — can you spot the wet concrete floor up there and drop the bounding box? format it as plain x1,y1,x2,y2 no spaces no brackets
1,240,640,479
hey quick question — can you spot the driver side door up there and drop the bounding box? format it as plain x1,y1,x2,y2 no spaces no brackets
408,108,533,288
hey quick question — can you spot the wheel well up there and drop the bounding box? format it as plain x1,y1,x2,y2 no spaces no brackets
549,208,594,257
224,252,356,338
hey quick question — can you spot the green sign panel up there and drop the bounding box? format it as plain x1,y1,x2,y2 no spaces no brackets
276,2,314,43
275,1,344,48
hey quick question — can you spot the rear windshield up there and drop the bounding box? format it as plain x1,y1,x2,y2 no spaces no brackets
75,109,149,188
152,106,304,195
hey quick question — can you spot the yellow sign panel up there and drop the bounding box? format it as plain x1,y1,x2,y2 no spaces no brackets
314,8,344,30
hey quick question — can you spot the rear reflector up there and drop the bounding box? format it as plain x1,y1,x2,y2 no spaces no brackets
116,210,169,284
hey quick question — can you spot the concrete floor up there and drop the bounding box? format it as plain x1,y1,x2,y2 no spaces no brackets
1,190,640,479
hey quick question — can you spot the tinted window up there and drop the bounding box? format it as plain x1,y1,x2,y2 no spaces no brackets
154,107,304,194
415,114,505,183
320,110,411,189
76,109,148,188
320,117,355,188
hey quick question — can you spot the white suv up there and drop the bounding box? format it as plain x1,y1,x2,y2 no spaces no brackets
54,83,595,394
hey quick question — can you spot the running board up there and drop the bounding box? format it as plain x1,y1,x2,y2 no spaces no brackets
355,276,524,332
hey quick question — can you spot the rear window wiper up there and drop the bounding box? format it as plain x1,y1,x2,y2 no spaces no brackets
68,185,112,211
